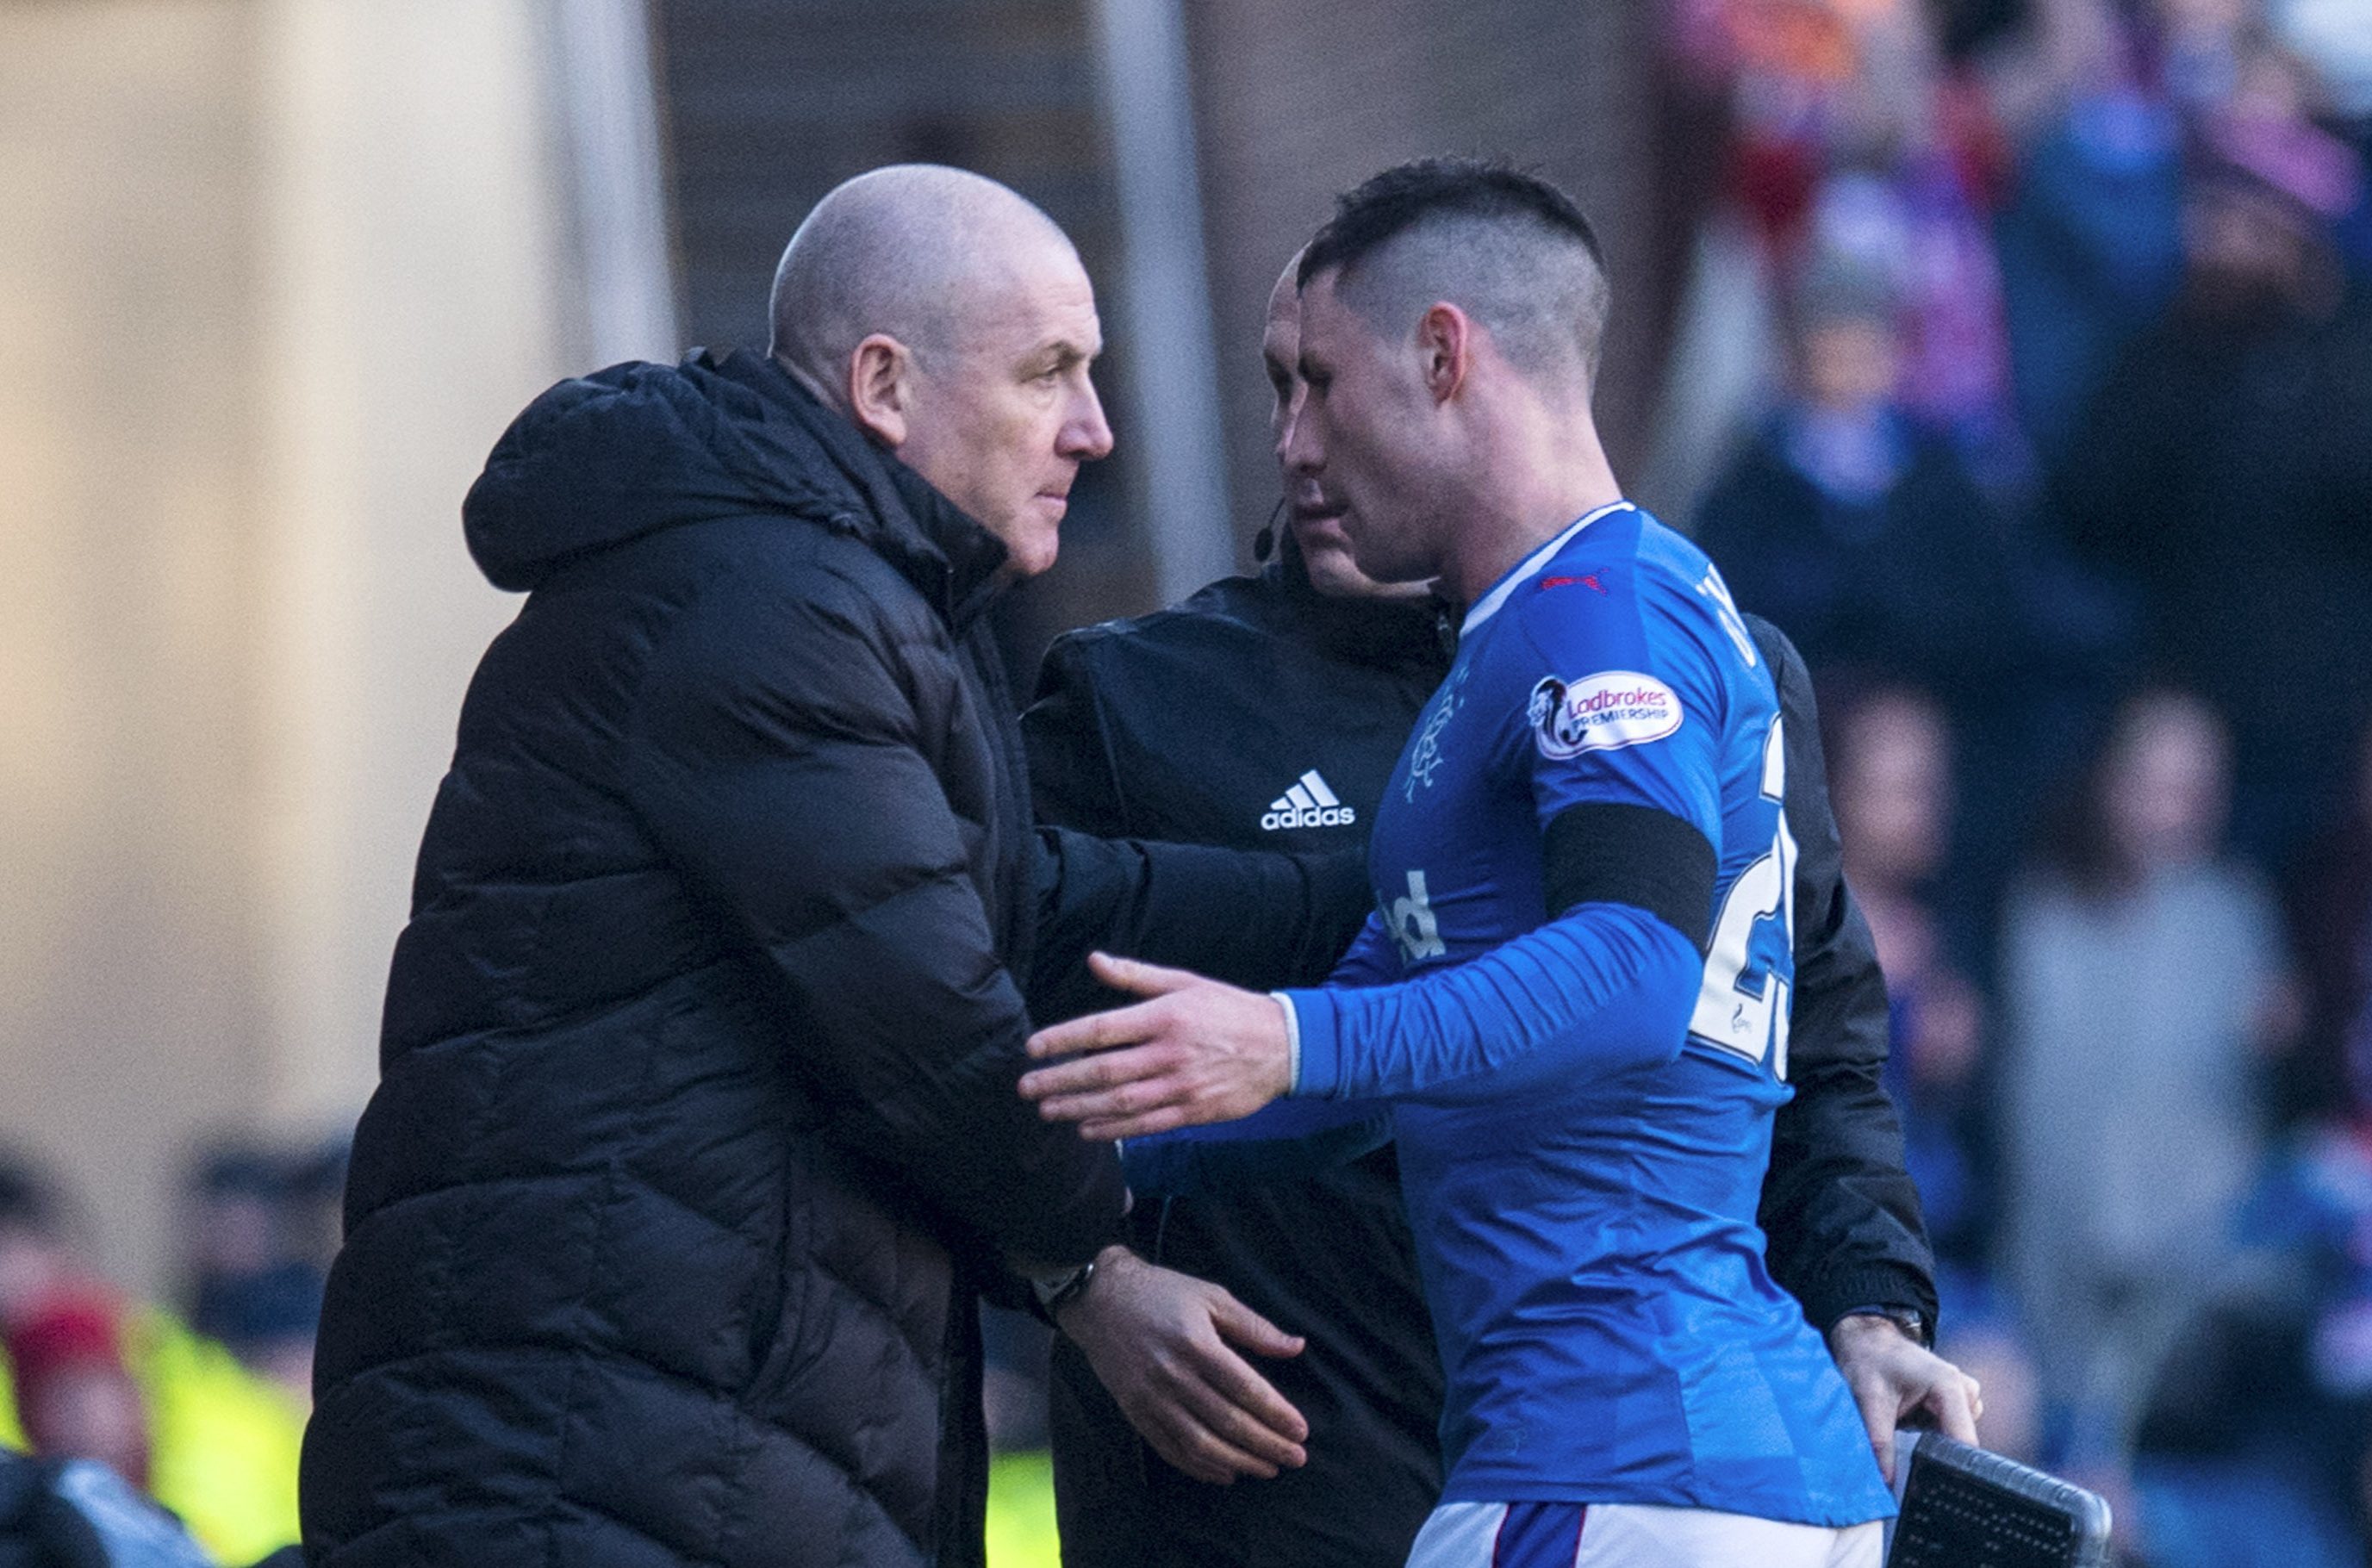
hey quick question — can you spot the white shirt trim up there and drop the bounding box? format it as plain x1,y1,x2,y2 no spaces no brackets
1271,992,1303,1093
1459,501,1636,637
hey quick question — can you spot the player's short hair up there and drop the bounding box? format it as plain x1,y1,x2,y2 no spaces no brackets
1298,159,1610,383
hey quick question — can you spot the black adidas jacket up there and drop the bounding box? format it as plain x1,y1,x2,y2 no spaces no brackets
1021,537,1937,1568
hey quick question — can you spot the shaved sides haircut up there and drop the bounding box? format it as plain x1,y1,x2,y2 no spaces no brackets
1300,159,1611,384
769,163,1074,398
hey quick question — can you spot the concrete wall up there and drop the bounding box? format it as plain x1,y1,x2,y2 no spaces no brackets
1183,0,1663,551
0,0,573,1294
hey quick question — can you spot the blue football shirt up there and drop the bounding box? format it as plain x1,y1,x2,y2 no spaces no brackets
1134,501,1894,1527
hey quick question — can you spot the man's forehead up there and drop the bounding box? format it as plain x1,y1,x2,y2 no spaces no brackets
967,264,1100,358
1261,298,1297,363
1265,258,1301,328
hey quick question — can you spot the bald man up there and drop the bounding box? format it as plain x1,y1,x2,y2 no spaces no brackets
300,165,1358,1568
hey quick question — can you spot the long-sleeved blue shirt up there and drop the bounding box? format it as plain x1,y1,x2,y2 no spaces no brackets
1127,502,1894,1527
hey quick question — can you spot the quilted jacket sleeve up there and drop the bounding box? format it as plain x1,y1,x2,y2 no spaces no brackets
619,564,1124,1272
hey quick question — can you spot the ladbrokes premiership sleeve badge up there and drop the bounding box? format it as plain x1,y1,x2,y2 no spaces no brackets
1528,670,1684,759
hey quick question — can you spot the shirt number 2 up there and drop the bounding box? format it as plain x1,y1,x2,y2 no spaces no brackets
1689,715,1796,1077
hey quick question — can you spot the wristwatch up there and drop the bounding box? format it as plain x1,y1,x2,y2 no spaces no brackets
1842,1304,1931,1347
1030,1256,1100,1319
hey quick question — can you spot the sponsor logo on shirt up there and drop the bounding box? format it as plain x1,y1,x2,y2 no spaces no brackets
1261,770,1357,831
1387,868,1447,962
1528,670,1683,759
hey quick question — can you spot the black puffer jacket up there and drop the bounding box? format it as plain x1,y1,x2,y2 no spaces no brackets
301,350,1360,1568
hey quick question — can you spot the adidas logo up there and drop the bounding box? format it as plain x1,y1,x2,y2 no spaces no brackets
1261,770,1357,831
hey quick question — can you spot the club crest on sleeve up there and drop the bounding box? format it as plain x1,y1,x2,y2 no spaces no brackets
1528,670,1684,759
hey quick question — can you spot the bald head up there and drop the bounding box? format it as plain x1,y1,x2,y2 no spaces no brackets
769,164,1081,398
763,164,1112,582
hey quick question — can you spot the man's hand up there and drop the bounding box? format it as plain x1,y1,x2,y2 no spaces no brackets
1055,1244,1310,1485
1828,1312,1983,1483
1021,953,1292,1140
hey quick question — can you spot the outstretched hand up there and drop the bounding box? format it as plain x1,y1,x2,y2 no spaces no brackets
1020,953,1294,1140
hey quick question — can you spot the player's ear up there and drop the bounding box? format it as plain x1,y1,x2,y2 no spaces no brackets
1416,303,1470,406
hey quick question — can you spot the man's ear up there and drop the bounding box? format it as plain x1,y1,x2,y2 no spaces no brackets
847,333,915,447
1416,303,1470,406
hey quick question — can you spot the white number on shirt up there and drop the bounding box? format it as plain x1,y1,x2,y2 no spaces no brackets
1689,714,1796,1077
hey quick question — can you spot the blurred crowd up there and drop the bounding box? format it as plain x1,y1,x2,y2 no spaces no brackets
1660,0,2372,1562
0,1140,341,1564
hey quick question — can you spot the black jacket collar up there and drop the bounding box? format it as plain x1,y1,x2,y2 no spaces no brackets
703,349,1012,632
1267,523,1452,675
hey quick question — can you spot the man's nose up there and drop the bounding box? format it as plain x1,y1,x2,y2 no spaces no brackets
1272,384,1305,471
1282,399,1323,477
1063,379,1115,461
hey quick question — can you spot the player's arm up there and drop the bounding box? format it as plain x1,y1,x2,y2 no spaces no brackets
1021,582,1724,1133
1119,1092,1394,1198
1062,915,1404,1188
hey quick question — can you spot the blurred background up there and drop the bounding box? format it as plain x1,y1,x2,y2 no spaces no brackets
2,0,2369,1562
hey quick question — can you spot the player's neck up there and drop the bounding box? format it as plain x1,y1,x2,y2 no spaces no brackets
1441,440,1622,608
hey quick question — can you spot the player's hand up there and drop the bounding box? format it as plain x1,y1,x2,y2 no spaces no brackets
1055,1244,1310,1485
1828,1312,1983,1484
1021,953,1293,1140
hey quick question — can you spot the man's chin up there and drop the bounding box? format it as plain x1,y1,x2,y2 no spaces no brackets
1299,538,1403,600
991,516,1063,582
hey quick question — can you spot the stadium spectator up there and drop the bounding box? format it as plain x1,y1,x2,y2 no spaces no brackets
2000,687,2297,1474
180,1146,324,1403
2286,719,2372,1124
1026,242,1958,1567
0,1163,70,1344
1990,17,2188,468
2050,84,2372,867
1652,0,2029,507
1690,259,2120,934
2122,1123,2370,1568
0,1153,305,1563
3,1292,147,1490
1825,684,1989,1281
302,164,1372,1568
1691,263,2024,714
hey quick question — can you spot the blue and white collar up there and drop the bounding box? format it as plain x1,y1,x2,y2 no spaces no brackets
1459,501,1636,637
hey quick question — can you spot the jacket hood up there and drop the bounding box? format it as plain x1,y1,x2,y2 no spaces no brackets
462,348,1010,620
